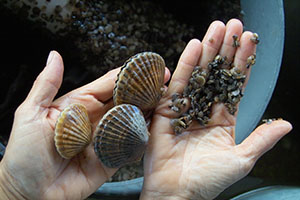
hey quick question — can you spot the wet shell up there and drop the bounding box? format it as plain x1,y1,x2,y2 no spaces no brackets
54,103,92,159
94,104,149,168
113,52,165,111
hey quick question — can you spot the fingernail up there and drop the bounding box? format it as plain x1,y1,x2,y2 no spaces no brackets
46,51,55,66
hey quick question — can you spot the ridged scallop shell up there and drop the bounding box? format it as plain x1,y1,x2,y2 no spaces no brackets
94,104,149,168
113,52,165,111
54,103,92,159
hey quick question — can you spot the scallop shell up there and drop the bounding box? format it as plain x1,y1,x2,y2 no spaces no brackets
54,103,92,159
113,52,165,111
94,104,149,168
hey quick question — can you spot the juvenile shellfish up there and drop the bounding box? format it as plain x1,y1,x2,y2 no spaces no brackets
54,103,92,159
113,52,165,111
170,55,246,134
94,104,149,168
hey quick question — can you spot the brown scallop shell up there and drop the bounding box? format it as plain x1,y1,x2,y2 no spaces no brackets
54,103,92,159
113,52,165,112
94,104,149,168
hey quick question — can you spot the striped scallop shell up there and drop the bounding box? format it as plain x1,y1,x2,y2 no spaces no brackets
113,52,165,111
94,104,149,168
54,103,92,159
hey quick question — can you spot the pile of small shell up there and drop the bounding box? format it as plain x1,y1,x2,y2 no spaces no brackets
170,55,246,134
169,33,259,134
66,0,193,75
107,161,144,182
2,0,193,77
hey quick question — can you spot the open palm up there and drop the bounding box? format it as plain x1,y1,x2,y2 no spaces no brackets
141,20,292,200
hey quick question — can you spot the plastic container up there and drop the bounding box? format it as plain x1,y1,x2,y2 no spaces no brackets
231,186,300,200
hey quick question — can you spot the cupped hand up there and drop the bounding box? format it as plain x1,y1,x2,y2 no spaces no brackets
0,51,169,200
0,51,120,200
141,19,292,200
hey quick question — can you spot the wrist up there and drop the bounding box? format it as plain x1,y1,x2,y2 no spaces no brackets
0,164,27,200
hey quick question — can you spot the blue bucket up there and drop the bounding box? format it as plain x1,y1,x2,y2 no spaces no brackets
231,186,300,200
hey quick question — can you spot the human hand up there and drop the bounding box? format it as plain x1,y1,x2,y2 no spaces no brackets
140,19,292,200
0,51,151,200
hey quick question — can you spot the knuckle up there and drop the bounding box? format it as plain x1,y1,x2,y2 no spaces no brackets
14,103,25,116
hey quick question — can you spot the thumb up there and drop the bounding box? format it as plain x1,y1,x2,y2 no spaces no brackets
237,120,292,163
24,51,64,109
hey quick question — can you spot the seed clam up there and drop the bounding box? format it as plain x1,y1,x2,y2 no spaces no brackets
170,54,247,134
232,34,240,47
262,118,283,125
246,54,256,69
250,33,260,44
169,93,188,113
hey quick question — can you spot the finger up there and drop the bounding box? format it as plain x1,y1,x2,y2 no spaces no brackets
212,32,257,122
215,32,257,121
90,99,114,128
237,120,292,163
25,51,64,108
164,66,171,83
199,21,226,69
167,39,202,94
77,67,121,102
49,67,120,128
232,31,257,82
219,19,243,65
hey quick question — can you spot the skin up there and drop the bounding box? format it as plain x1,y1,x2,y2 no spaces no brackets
0,19,292,200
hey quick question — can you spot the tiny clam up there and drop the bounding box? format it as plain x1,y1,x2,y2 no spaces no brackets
94,104,149,168
54,103,92,159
